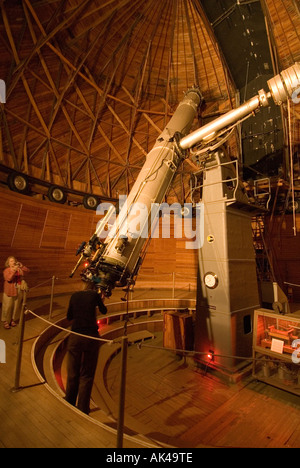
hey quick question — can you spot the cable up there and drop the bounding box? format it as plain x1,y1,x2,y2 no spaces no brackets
135,341,299,364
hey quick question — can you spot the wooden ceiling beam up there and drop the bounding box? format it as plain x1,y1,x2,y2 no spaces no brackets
64,0,136,44
106,100,147,157
96,122,125,166
105,111,114,198
83,10,148,166
115,2,154,87
20,0,150,189
0,109,18,168
46,30,104,130
17,79,36,170
23,1,91,184
268,0,296,64
2,3,51,139
48,139,64,185
17,0,92,73
89,159,106,195
23,1,122,191
163,0,177,127
123,40,152,168
20,0,140,113
151,1,174,99
14,7,38,171
24,68,93,120
184,1,199,86
85,36,130,154
4,0,291,204
122,86,163,134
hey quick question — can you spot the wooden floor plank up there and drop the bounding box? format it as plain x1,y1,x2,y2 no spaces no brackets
104,326,300,448
1,291,300,448
0,294,156,448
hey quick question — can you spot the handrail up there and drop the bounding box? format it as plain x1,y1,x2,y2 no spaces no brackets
190,158,240,204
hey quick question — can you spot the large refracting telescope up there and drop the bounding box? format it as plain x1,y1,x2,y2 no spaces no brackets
71,63,300,298
71,86,203,295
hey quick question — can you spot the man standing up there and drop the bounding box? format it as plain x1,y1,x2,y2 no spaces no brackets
65,283,107,414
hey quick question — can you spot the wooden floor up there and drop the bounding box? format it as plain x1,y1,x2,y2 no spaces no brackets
0,294,132,448
1,290,300,448
102,330,300,448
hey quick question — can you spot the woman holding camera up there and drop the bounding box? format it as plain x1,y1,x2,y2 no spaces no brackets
1,256,30,329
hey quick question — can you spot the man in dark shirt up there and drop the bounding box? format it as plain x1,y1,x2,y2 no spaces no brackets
65,283,107,414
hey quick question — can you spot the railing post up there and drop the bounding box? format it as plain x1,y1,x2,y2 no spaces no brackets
116,336,128,448
11,291,27,392
49,275,56,319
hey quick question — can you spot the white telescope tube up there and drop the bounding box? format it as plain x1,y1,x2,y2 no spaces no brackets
94,88,202,293
180,62,300,151
268,62,300,105
180,92,268,150
79,63,300,295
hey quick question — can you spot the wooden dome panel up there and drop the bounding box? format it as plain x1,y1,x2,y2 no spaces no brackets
0,0,237,202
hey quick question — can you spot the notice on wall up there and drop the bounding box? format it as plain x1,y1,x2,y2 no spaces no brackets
271,338,284,354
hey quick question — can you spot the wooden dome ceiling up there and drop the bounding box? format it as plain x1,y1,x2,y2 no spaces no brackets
0,0,300,204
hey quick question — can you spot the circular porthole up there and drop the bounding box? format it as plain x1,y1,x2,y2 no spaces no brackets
7,172,30,194
47,186,67,204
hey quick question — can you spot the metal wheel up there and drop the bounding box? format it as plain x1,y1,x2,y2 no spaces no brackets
83,194,99,210
47,186,67,204
7,172,30,194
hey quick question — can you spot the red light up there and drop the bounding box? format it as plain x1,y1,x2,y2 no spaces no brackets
207,350,214,361
83,261,89,268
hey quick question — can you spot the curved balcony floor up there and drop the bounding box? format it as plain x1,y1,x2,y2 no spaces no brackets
2,291,300,448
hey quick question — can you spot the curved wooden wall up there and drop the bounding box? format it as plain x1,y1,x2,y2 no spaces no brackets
2,185,298,304
0,187,98,298
0,187,198,300
265,214,300,302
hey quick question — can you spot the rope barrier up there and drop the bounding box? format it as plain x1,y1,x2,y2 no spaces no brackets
135,341,299,364
284,281,300,288
25,309,114,344
21,274,298,366
25,308,299,365
28,277,56,290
